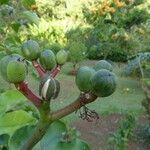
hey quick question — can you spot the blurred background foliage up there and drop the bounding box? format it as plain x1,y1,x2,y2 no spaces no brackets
0,0,149,65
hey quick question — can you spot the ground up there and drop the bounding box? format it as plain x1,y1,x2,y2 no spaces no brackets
73,114,150,150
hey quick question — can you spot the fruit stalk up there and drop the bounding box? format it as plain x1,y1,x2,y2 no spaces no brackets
32,61,46,78
15,81,41,107
50,65,61,78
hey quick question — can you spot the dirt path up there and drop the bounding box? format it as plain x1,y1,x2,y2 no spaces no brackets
72,114,150,150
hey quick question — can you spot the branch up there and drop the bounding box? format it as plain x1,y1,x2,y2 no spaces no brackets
32,61,46,78
51,93,97,121
50,65,61,78
22,103,51,150
15,81,41,107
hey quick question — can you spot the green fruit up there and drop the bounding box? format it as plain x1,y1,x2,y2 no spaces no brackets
56,49,68,65
39,75,60,101
91,69,117,97
39,50,56,70
75,66,96,92
0,5,14,16
53,79,60,99
7,60,27,83
0,54,23,81
22,40,40,61
93,60,113,71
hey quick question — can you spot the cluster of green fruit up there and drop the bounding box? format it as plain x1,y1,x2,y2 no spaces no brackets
76,60,117,97
0,40,68,84
0,40,68,102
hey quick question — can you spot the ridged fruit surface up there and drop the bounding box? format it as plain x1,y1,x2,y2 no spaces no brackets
39,50,56,70
93,60,112,71
22,40,40,61
91,69,117,97
56,49,68,65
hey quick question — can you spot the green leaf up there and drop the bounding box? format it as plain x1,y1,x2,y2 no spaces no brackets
22,11,40,26
21,0,36,9
54,139,90,150
0,90,27,115
9,125,35,150
0,0,9,5
11,22,21,33
0,110,37,135
0,134,9,145
34,121,90,150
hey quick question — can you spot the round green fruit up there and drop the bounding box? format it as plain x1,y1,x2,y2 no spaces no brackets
93,60,113,71
0,54,23,81
0,5,14,16
91,69,117,97
39,50,56,70
22,40,40,61
75,66,95,92
56,49,68,65
7,60,27,83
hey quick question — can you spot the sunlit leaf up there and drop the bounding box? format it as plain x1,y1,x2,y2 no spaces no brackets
0,110,36,135
0,90,27,115
0,110,37,135
21,0,36,9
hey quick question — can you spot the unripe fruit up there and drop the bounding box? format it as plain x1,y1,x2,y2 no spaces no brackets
7,60,27,83
39,50,56,70
91,69,117,97
39,75,60,101
0,54,23,81
56,49,68,65
52,79,60,99
0,5,14,16
22,40,40,61
75,66,96,92
93,60,113,71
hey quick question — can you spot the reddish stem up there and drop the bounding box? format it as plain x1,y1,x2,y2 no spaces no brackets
32,61,46,78
50,65,61,78
15,81,41,107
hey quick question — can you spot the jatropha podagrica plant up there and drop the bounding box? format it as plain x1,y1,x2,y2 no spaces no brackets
0,40,117,149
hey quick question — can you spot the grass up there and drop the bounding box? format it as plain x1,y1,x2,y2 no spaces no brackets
0,60,145,124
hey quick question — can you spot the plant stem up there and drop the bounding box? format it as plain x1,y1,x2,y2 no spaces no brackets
32,61,46,78
50,65,61,78
52,93,97,121
22,102,51,150
15,81,41,107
